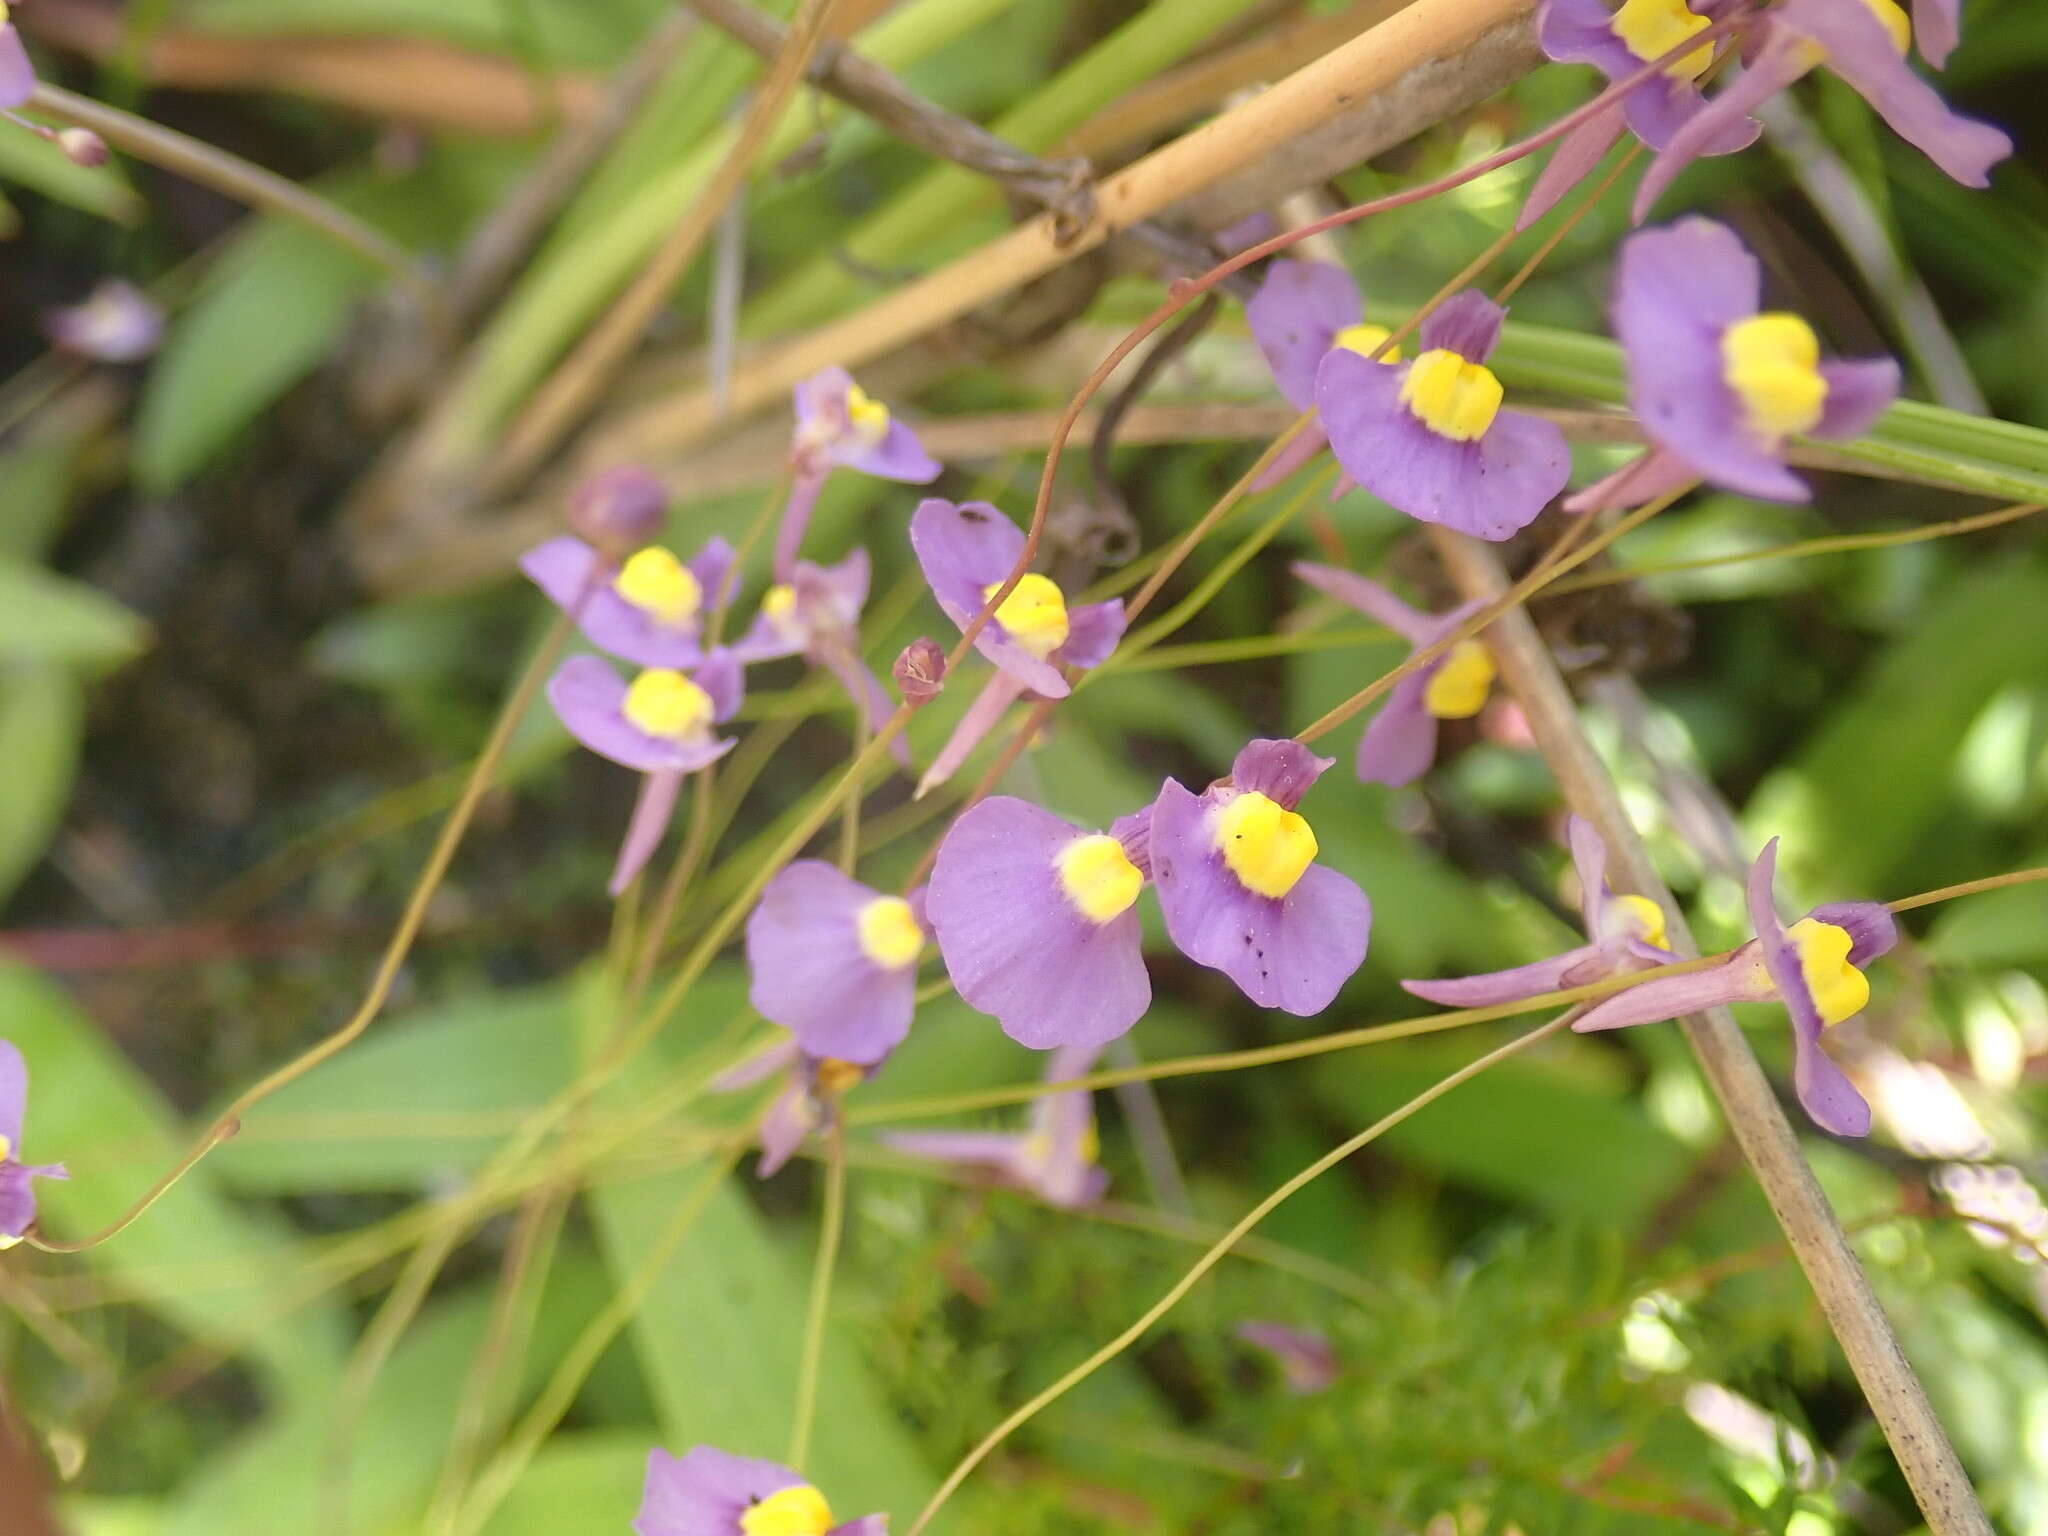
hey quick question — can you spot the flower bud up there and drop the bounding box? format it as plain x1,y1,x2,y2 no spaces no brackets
568,465,667,561
58,128,108,168
892,637,945,706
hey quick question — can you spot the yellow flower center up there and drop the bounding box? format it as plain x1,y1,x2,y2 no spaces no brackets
1422,639,1496,719
1785,918,1870,1027
0,1133,12,1162
0,4,11,25
844,382,891,445
1022,1119,1100,1172
856,895,924,970
621,669,714,741
1213,791,1319,900
1611,0,1715,79
1057,834,1144,924
761,583,801,632
1854,0,1912,53
613,547,703,629
1722,312,1828,439
1333,323,1403,364
1400,349,1504,442
816,1058,866,1097
1607,893,1669,949
981,573,1071,659
740,1485,836,1536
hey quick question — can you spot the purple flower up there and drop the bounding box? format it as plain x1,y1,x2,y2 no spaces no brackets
927,797,1153,1049
547,648,742,894
1402,815,1675,1006
1914,0,1960,69
1,1039,67,1248
1236,1321,1341,1395
1574,837,1894,1137
746,861,924,1065
635,1444,884,1536
1292,562,1498,787
567,465,668,559
886,1043,1110,1207
713,1042,873,1179
729,549,904,765
0,16,36,112
1634,0,2010,221
1244,260,1403,488
44,280,163,363
522,533,736,670
1605,218,1899,504
1149,739,1371,1014
910,499,1124,701
1316,290,1570,541
776,366,940,579
891,637,946,706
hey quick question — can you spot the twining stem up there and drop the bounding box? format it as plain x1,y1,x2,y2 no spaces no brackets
903,1010,1582,1535
788,1121,850,1470
27,610,577,1254
1889,864,2048,915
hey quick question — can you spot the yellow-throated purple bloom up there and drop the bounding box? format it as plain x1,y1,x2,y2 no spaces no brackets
1521,0,1757,228
712,1041,874,1180
745,861,924,1066
547,648,742,894
729,548,906,767
0,1039,66,1248
927,797,1154,1049
1585,218,1899,507
1244,259,1402,490
776,366,940,581
1149,739,1371,1015
636,1444,884,1536
1293,561,1499,788
1402,815,1675,1006
885,1043,1109,1207
1316,290,1571,541
910,498,1125,795
0,13,104,164
1574,837,1895,1138
523,532,736,670
1634,0,2009,221
45,280,164,363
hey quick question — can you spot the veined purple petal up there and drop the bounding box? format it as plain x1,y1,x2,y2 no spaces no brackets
521,537,708,669
1246,260,1364,410
1355,670,1441,788
1611,218,1811,503
1814,357,1900,441
1420,289,1505,363
746,861,919,1065
0,25,34,110
1291,561,1433,643
1914,0,1960,68
547,656,736,774
1779,0,2009,187
1571,951,1770,1031
1056,599,1126,672
635,1446,803,1536
1636,28,1813,221
609,767,683,896
927,797,1151,1049
1111,805,1154,881
1809,900,1898,968
1230,738,1333,810
1519,102,1628,231
910,498,1070,698
1403,944,1608,1008
1317,350,1568,540
1149,780,1369,1014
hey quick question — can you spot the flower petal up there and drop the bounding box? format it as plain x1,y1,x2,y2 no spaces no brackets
1355,671,1441,788
1635,29,1812,222
1567,814,1610,934
746,861,918,1064
756,1083,814,1179
1057,598,1126,672
1814,357,1900,441
1519,102,1628,231
1571,953,1769,1031
546,656,735,774
1291,561,1433,643
521,537,706,670
1914,0,1960,68
609,767,683,896
0,1038,25,1149
1230,738,1334,810
1402,944,1608,1008
927,797,1151,1049
846,415,943,483
635,1446,801,1536
1809,900,1898,967
1250,423,1331,492
1246,259,1363,410
0,26,34,111
1420,289,1505,362
909,498,1069,697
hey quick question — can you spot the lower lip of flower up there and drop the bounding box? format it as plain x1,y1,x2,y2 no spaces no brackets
856,895,925,969
1057,834,1144,923
1786,917,1871,1026
1400,349,1504,442
622,668,714,740
1422,639,1497,719
1722,312,1829,439
981,572,1071,659
613,546,703,628
845,382,892,446
740,1484,837,1536
1213,790,1319,899
1853,0,1913,54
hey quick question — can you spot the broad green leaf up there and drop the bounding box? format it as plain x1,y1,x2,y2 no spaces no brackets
0,563,148,670
477,1432,646,1536
0,431,92,563
0,961,347,1405
0,666,84,902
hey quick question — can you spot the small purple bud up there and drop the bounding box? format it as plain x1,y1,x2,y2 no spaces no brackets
58,128,108,169
893,637,946,705
567,465,668,561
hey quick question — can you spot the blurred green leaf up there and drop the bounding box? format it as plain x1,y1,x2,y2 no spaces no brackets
0,120,143,223
0,665,83,902
0,562,148,669
476,1432,646,1536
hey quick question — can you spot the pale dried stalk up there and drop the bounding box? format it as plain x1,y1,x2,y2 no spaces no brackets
579,0,1539,471
1426,528,1992,1536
